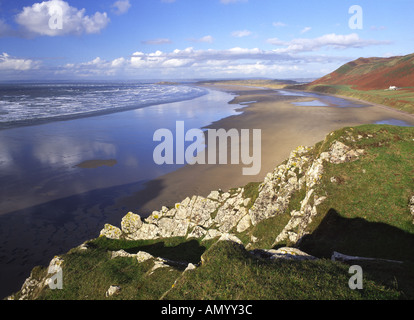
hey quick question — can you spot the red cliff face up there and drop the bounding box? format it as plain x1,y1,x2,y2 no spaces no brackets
311,53,414,91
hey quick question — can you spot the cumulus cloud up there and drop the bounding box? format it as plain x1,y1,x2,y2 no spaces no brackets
231,30,252,38
267,33,390,53
58,46,347,79
0,52,39,70
15,0,110,37
112,0,131,15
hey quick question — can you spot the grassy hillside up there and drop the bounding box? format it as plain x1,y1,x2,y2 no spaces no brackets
293,53,414,114
8,124,414,300
312,54,414,90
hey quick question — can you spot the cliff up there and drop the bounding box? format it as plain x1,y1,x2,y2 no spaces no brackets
8,124,414,300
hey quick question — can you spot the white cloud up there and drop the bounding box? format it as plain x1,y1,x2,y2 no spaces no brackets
4,31,391,79
141,38,173,45
188,35,214,43
112,0,131,15
267,33,390,53
300,27,312,34
111,57,126,68
0,52,39,70
370,26,386,31
231,30,252,38
15,0,110,37
266,38,285,46
56,46,347,80
273,22,286,27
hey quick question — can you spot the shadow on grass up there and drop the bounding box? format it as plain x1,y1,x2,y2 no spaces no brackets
298,208,414,263
97,239,206,266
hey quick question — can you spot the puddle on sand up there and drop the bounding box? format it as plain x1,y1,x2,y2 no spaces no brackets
292,100,329,107
277,89,367,108
375,119,413,127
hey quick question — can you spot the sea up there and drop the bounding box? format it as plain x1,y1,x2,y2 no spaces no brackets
0,81,209,129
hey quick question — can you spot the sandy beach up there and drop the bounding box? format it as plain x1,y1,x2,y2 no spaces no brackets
115,83,414,216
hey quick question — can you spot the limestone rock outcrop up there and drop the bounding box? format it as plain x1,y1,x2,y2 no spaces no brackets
99,139,364,248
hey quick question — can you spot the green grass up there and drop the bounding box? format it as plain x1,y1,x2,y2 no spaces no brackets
299,125,414,262
33,241,187,300
90,236,209,265
336,63,353,75
305,84,414,114
242,181,261,210
164,241,407,300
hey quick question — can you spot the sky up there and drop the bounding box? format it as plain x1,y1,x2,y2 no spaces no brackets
0,0,413,80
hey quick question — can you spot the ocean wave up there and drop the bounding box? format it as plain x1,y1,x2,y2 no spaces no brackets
0,82,207,128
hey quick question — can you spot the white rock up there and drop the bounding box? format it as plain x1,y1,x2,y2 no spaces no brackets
127,223,159,240
187,226,207,239
236,214,251,233
189,196,219,228
100,224,122,240
184,263,197,272
207,190,220,201
158,217,189,238
111,249,136,259
77,242,89,250
221,192,231,201
105,285,121,297
269,247,317,261
136,251,154,263
149,258,170,274
202,229,222,241
121,212,142,234
218,233,243,244
215,199,247,233
314,195,327,206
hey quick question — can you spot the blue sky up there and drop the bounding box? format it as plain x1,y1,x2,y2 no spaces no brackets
0,0,413,80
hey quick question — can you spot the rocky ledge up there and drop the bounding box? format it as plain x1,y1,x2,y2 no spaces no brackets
100,138,365,248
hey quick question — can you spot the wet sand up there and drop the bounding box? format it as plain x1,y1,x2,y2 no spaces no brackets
115,83,414,215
